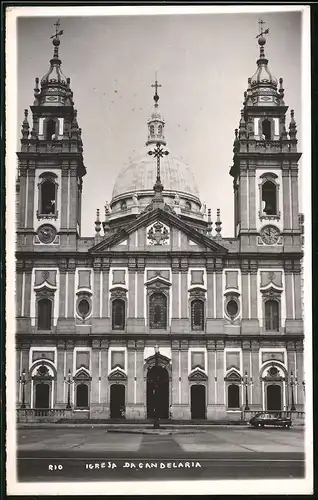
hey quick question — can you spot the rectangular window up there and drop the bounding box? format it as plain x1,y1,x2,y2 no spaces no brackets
111,351,125,370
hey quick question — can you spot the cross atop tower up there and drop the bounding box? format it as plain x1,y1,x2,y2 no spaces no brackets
256,19,269,39
50,18,64,40
151,74,162,106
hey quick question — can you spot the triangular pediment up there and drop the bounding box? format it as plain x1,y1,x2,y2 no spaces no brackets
89,208,228,254
145,275,172,287
188,368,208,381
74,368,91,380
224,369,241,381
108,368,127,381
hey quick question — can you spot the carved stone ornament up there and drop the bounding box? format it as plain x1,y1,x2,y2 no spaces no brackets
147,221,170,246
110,287,127,300
37,224,57,244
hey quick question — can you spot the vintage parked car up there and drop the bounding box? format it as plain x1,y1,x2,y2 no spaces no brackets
249,412,292,428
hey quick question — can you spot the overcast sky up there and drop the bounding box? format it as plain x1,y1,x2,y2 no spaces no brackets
17,9,302,237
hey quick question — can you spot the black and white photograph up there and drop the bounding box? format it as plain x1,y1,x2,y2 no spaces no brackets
5,4,312,496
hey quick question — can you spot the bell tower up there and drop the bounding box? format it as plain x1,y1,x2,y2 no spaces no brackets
230,24,302,251
16,20,86,251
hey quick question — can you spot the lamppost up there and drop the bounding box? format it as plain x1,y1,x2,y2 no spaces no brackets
243,371,253,411
290,371,298,411
20,369,27,409
153,344,160,429
66,370,73,409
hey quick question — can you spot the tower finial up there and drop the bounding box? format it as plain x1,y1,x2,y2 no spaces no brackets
151,73,162,107
50,19,64,58
256,19,269,59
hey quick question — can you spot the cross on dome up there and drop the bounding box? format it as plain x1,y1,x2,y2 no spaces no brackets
151,73,161,106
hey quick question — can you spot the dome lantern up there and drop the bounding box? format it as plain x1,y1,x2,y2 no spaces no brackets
146,76,166,146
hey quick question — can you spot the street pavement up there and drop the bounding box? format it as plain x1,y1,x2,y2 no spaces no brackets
17,426,305,481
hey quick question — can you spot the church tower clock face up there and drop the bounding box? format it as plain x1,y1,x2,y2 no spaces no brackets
260,225,280,245
37,224,56,244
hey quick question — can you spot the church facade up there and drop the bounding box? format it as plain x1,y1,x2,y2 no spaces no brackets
16,27,305,421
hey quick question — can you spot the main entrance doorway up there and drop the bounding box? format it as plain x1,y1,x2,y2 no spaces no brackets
35,383,50,408
147,366,169,419
266,384,282,411
191,384,206,419
110,384,125,418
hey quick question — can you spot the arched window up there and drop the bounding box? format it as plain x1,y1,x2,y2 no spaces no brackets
150,125,155,136
112,299,125,330
265,300,279,331
185,201,191,211
76,384,89,409
121,201,127,211
262,181,277,215
228,384,240,409
45,119,57,140
40,180,57,215
37,298,52,330
191,300,204,330
158,124,162,135
262,119,271,141
149,293,167,329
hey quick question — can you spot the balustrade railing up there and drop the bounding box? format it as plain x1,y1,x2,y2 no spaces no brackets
17,408,73,422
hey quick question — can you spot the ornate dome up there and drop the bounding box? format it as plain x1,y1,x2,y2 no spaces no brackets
244,32,282,108
111,147,200,202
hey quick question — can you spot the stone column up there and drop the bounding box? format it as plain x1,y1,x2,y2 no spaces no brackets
102,264,110,318
241,271,249,320
215,270,223,319
61,165,69,229
282,168,291,230
100,340,109,417
296,345,305,409
215,341,226,418
126,346,135,409
171,270,179,319
206,341,216,419
291,169,300,230
90,341,100,417
24,270,32,317
128,271,136,318
26,167,35,229
294,271,302,320
251,341,261,410
67,267,75,319
16,271,23,317
18,168,27,228
69,165,78,229
56,341,66,408
240,167,248,230
171,341,180,418
248,167,256,230
181,271,188,318
137,270,144,319
250,269,258,319
93,265,101,318
284,266,293,320
180,341,190,419
206,270,214,318
65,341,74,405
21,344,31,407
59,271,66,318
136,341,145,418
16,348,21,403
